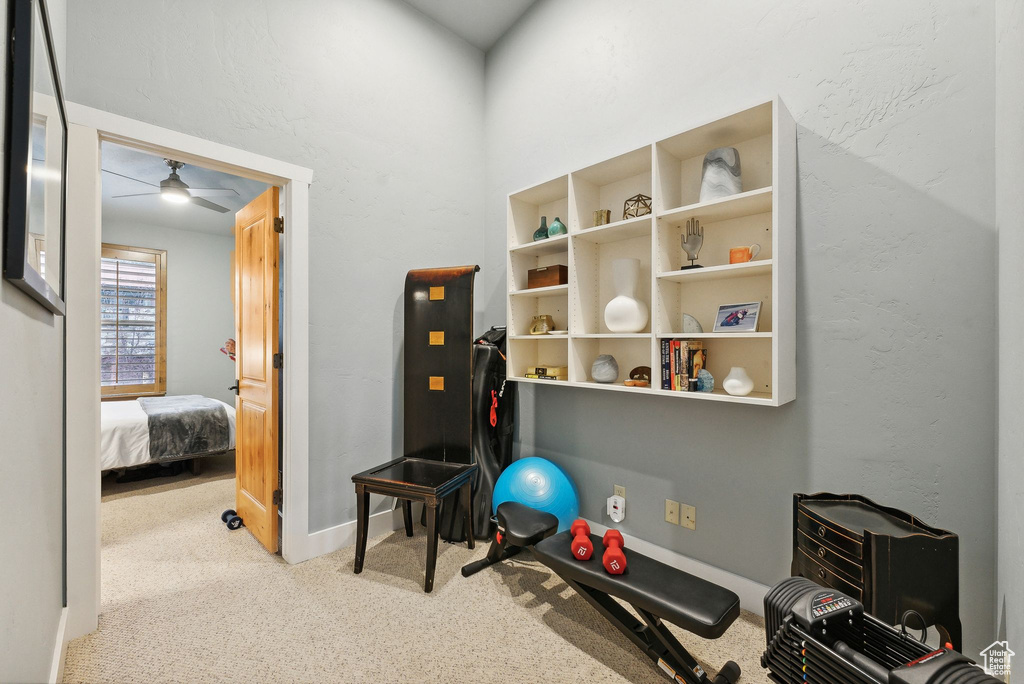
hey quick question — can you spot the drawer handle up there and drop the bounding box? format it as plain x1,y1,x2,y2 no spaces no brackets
818,525,826,538
817,547,826,559
818,568,826,580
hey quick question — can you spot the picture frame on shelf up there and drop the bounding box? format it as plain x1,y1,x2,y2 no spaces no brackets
712,301,761,333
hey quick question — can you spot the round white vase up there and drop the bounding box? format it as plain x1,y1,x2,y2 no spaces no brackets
722,367,754,396
604,258,649,333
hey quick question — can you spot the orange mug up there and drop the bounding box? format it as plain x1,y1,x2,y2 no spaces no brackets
729,243,761,264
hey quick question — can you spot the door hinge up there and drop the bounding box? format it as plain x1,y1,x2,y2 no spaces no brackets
273,352,283,369
274,216,284,233
273,489,283,507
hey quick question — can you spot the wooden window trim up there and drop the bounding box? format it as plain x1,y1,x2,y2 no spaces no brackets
101,243,167,398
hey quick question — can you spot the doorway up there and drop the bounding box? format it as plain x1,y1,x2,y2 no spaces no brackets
63,104,314,641
97,141,278,551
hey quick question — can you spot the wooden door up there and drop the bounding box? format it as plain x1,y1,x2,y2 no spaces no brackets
234,187,280,552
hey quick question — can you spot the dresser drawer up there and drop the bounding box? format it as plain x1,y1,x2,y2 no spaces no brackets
797,508,863,560
796,529,863,582
796,548,863,602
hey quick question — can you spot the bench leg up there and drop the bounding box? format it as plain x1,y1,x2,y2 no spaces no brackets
460,482,475,549
401,499,414,537
353,485,369,574
424,500,439,593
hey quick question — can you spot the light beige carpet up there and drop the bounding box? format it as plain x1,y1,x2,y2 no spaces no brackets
66,473,770,683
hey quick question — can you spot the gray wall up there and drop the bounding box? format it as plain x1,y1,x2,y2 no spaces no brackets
996,0,1024,654
484,0,997,653
67,0,486,532
0,0,68,680
102,222,236,405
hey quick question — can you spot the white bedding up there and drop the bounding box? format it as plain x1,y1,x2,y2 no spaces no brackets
100,398,236,470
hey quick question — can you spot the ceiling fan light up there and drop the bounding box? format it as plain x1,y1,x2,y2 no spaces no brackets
162,187,190,204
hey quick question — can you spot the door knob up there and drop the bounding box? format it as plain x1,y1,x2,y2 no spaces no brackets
229,382,239,394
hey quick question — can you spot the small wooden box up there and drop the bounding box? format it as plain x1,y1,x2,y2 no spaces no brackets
527,265,568,289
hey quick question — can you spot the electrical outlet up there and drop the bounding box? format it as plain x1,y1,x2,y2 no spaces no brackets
614,485,626,499
681,503,696,530
665,499,680,525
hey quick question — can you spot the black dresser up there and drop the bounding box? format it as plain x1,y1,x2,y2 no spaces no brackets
791,492,961,651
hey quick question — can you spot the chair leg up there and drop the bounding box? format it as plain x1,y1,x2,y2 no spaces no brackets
401,499,414,537
460,482,475,549
354,485,369,574
424,500,439,592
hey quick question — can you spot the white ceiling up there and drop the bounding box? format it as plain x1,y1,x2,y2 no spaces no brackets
401,0,536,50
101,142,268,237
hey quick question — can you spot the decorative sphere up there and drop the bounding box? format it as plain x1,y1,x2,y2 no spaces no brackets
492,457,580,532
591,354,619,383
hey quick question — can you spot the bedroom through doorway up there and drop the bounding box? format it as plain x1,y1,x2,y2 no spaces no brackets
98,140,281,550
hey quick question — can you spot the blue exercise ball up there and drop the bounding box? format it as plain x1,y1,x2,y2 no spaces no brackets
492,457,579,532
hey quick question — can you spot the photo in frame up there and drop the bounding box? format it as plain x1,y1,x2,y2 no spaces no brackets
2,0,68,315
712,301,761,333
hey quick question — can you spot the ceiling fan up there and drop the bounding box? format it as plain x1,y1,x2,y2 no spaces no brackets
105,159,239,213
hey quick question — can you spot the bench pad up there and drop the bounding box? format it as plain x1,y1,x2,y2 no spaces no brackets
496,502,558,547
533,531,741,639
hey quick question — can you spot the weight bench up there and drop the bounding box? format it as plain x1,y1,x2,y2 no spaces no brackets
534,531,742,684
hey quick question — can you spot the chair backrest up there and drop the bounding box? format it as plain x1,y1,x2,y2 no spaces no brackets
403,265,479,463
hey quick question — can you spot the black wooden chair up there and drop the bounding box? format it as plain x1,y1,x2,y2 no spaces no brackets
351,266,479,592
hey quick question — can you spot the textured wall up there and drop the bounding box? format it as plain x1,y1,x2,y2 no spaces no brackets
102,222,237,405
484,0,997,652
0,0,68,679
67,0,486,532
996,0,1024,655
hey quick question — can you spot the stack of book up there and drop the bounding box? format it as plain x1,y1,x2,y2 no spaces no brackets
660,340,707,391
525,365,567,381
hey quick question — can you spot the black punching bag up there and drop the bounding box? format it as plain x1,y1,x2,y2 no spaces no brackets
438,326,516,541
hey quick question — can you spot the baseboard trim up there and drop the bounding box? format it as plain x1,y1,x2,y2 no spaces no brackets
49,607,68,684
583,518,769,617
302,507,406,560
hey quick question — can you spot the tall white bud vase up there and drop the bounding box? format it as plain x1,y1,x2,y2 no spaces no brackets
722,367,754,396
604,258,648,333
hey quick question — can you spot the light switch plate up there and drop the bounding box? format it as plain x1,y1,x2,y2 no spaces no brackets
614,485,626,499
665,499,680,525
681,503,696,530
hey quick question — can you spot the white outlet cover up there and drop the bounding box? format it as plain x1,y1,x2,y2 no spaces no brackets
607,494,625,523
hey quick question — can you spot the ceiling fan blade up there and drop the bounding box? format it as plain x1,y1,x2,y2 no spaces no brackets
102,169,159,187
111,192,162,198
190,196,230,213
187,187,240,198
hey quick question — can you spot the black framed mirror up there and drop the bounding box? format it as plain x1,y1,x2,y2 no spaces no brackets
3,0,67,315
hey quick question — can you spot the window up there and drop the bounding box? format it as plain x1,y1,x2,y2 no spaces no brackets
100,244,167,398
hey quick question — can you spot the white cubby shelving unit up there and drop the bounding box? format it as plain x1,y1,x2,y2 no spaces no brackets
505,98,795,406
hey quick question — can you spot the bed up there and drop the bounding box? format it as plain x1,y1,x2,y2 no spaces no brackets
101,395,236,471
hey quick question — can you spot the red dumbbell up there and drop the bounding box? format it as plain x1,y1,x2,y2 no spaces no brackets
570,519,594,561
602,529,627,574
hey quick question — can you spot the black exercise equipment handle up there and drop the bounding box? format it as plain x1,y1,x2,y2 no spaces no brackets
712,660,741,684
461,558,492,578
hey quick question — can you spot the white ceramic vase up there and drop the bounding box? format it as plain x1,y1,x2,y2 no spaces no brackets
604,258,648,333
722,367,754,396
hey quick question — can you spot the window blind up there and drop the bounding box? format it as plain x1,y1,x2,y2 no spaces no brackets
100,256,159,387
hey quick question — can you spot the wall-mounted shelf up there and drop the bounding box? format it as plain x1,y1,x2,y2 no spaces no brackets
506,98,795,406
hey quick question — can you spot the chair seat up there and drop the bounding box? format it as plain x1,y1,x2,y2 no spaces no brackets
352,456,476,497
496,502,558,547
534,531,740,639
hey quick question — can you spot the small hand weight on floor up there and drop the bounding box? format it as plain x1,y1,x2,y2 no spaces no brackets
602,529,627,574
570,519,593,561
221,509,243,530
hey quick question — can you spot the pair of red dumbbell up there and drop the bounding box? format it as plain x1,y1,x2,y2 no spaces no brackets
569,519,627,574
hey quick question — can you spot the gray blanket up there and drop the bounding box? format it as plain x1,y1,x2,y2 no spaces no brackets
138,395,230,460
